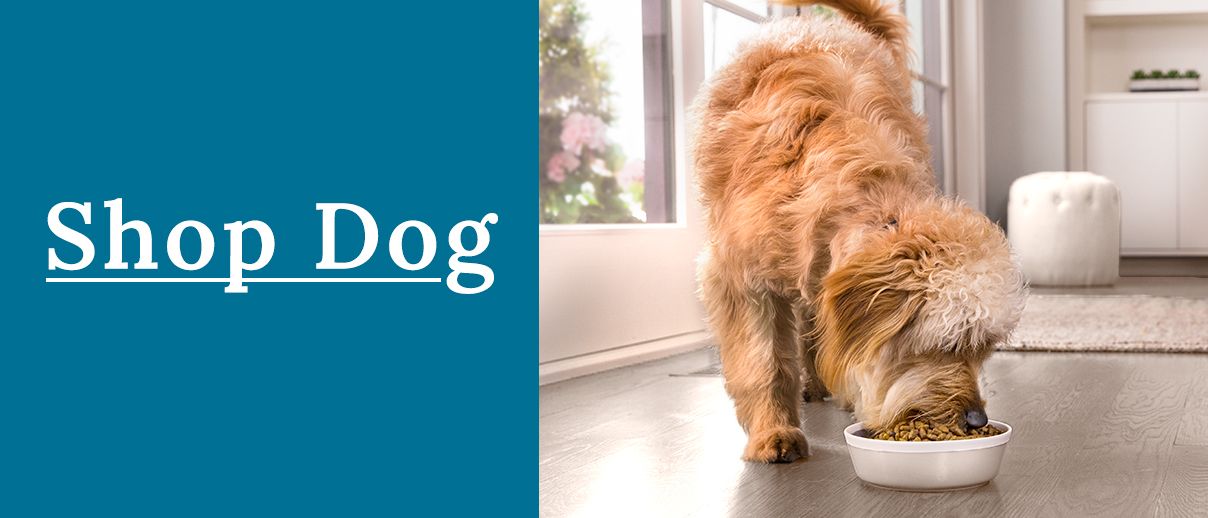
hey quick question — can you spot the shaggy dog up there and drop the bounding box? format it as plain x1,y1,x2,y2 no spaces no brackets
693,0,1026,463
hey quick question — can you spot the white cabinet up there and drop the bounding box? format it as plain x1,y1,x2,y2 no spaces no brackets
1179,101,1208,248
1086,100,1179,250
1086,95,1208,255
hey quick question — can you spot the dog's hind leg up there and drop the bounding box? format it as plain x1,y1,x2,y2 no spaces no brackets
802,351,830,403
797,312,831,403
701,260,808,463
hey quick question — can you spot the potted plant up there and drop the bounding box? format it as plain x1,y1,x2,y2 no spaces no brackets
1129,67,1201,92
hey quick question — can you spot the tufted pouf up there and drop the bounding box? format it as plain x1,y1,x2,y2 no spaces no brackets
1007,172,1120,286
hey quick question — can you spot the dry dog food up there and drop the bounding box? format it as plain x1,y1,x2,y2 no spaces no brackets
869,420,1003,441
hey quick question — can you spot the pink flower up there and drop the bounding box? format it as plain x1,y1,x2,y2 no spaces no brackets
560,112,608,155
546,150,579,183
617,159,644,188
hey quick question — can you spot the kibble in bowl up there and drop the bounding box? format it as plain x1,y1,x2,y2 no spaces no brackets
869,420,1004,441
842,419,1013,491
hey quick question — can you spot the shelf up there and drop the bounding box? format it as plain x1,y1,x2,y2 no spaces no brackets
1086,91,1208,102
1122,248,1208,257
1086,0,1208,18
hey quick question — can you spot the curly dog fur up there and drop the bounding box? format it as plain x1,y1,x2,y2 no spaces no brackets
693,0,1026,463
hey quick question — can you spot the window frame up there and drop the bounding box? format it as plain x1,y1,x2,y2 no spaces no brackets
908,0,955,194
705,0,767,22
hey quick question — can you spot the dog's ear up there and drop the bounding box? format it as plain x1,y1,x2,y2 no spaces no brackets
813,244,926,394
894,204,1027,358
899,262,1026,359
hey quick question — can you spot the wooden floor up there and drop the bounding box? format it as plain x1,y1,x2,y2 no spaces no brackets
540,347,1208,517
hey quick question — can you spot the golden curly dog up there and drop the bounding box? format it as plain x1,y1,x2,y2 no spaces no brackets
693,0,1026,463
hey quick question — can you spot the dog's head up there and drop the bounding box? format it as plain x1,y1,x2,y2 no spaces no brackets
813,197,1025,431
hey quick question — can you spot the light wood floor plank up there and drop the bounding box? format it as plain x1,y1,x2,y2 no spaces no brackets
1175,373,1208,446
1154,445,1208,517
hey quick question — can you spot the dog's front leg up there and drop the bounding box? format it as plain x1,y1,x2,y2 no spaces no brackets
703,270,808,462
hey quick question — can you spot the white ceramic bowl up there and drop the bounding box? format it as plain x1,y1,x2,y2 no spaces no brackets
842,420,1012,491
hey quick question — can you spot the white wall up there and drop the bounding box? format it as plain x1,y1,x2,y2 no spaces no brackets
983,0,1068,225
539,223,707,360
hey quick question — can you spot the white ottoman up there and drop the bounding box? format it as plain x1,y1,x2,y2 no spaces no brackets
1007,172,1120,286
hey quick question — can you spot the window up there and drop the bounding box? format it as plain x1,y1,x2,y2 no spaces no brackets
903,0,951,191
538,0,673,224
704,0,836,80
704,2,761,77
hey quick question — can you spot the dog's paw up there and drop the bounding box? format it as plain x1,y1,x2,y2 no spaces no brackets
802,381,830,403
743,427,809,463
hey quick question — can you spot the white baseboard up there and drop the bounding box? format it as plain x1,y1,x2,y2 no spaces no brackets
539,331,711,385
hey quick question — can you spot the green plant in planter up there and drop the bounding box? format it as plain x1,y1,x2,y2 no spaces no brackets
1188,70,1201,79
1150,69,1165,79
1131,69,1147,80
1167,69,1182,79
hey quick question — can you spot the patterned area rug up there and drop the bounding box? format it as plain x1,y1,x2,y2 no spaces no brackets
1001,295,1208,353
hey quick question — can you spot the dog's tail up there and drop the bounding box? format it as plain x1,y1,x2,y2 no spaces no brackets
774,0,909,65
